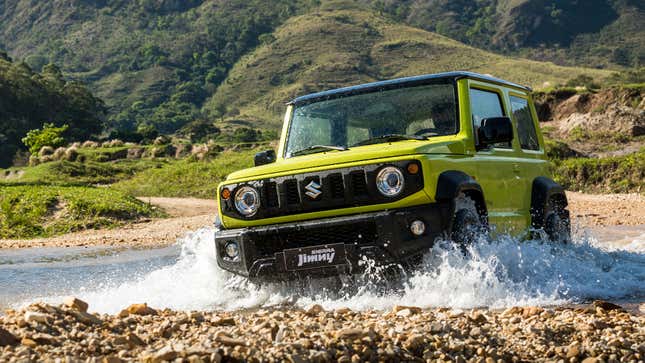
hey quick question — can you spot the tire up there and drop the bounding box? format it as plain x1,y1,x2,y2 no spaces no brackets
450,194,485,248
543,197,571,243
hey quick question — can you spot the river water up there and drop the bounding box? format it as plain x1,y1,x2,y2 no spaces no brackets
1,225,643,314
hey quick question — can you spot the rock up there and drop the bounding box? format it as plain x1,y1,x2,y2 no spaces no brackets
448,309,464,318
152,345,177,362
430,322,443,333
215,335,248,347
69,309,103,325
21,338,37,348
521,306,543,318
403,334,425,354
639,303,645,314
335,328,366,340
24,311,50,324
501,306,522,317
566,343,581,358
211,316,236,326
63,296,89,312
306,304,324,316
592,300,624,311
119,303,157,317
392,305,422,314
468,311,488,324
0,327,19,346
395,309,414,317
126,333,145,347
581,358,599,363
32,333,57,346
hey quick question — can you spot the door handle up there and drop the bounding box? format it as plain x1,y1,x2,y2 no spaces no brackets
513,164,521,173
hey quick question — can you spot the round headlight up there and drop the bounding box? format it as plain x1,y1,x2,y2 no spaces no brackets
376,166,405,197
234,186,260,216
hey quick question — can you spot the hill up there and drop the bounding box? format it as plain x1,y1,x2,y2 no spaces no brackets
372,0,644,69
0,0,640,137
204,6,612,128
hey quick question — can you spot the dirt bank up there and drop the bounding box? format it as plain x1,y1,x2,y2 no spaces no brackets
0,193,642,249
0,300,642,362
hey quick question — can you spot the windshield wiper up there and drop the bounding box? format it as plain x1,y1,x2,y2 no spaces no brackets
291,144,348,156
352,134,426,147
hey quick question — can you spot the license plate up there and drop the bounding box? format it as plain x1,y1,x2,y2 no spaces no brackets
283,243,346,271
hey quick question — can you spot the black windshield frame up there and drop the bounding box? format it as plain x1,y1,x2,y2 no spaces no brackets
284,77,460,158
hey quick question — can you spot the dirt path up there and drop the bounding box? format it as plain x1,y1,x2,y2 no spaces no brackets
0,193,642,249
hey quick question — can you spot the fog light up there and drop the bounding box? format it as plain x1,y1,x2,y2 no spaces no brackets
224,241,239,259
410,220,425,236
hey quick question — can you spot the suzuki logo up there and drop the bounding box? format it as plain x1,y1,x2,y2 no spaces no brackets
304,180,322,199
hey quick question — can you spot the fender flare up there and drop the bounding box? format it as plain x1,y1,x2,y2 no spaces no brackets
435,170,488,223
530,176,567,228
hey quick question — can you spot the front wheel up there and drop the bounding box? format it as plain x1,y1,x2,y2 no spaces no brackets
450,194,486,248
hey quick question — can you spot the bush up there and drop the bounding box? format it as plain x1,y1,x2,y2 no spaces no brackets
22,123,69,155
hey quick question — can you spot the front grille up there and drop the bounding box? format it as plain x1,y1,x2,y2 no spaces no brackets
220,160,424,220
284,179,300,205
255,221,378,258
350,171,368,196
328,173,344,199
263,182,279,208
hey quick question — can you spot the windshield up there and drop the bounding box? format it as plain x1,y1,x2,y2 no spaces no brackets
285,82,457,157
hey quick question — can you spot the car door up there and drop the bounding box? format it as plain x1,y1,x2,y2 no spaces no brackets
469,83,526,235
508,92,550,226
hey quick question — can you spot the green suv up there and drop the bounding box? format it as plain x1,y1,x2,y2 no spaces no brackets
215,72,570,281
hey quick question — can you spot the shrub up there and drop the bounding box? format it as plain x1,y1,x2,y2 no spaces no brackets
22,123,69,155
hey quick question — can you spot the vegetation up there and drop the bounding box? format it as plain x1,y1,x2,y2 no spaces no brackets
21,123,69,155
551,149,644,194
111,149,257,198
0,185,162,239
0,57,105,168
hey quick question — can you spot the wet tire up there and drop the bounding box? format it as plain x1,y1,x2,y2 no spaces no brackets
450,195,485,248
543,197,571,244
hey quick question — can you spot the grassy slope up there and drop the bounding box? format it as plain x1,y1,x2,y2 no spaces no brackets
111,149,257,198
0,185,163,239
204,7,613,129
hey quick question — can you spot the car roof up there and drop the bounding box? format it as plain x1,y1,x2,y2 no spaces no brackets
288,71,531,105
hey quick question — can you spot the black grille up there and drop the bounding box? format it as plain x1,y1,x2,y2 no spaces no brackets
220,160,424,220
255,221,378,258
263,182,279,208
285,179,300,205
350,171,368,196
328,173,344,199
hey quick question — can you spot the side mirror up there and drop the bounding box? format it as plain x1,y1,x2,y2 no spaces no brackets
254,149,276,166
478,117,513,148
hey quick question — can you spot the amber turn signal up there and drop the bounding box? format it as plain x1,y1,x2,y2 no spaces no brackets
407,162,419,174
221,188,231,200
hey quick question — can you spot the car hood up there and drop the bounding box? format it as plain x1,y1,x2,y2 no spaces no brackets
226,138,467,181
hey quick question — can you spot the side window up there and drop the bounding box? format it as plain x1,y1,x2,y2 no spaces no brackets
469,88,511,149
510,96,540,151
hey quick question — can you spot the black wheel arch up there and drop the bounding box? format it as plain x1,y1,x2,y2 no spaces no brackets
530,176,568,228
436,170,488,226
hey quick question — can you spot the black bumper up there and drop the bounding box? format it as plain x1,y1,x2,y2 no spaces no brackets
214,203,452,281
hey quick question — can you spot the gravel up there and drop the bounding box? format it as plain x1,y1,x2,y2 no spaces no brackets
1,299,643,362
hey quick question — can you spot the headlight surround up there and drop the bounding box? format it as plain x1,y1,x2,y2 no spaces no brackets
234,186,260,216
376,166,405,197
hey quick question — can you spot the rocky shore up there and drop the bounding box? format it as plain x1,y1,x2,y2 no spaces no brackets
0,299,643,362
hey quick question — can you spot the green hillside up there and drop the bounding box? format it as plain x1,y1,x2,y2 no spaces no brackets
0,0,640,138
204,6,613,128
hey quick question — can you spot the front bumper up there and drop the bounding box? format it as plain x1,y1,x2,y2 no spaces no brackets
214,203,451,281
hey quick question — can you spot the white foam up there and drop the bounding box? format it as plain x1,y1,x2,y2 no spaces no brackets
30,226,645,314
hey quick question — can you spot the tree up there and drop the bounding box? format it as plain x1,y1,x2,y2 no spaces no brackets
22,123,69,154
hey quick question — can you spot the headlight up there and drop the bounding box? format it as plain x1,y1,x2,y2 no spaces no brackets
376,166,405,197
234,186,260,216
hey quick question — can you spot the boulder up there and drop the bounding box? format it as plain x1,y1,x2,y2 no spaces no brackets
63,296,89,312
0,327,19,346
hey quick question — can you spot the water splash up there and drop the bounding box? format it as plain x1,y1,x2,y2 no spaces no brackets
8,226,645,314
